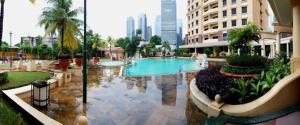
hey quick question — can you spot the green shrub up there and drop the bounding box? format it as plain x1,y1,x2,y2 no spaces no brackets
0,72,8,84
226,54,267,67
223,65,266,74
231,57,291,104
0,101,26,125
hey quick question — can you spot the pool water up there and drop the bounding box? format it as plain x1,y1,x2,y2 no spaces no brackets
100,61,125,67
124,58,202,76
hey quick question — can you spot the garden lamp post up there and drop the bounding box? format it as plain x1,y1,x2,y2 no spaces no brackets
82,0,88,103
9,32,12,69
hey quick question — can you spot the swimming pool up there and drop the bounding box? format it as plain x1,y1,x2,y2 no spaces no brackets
124,58,202,76
99,61,125,67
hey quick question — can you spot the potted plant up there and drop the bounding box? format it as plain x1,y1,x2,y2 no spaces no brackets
58,53,71,71
75,53,83,67
221,23,265,78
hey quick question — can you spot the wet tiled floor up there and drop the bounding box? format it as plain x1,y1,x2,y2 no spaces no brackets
21,67,208,125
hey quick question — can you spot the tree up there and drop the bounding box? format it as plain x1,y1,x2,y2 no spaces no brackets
116,37,130,50
106,36,115,58
228,23,261,55
91,34,106,57
150,35,162,45
39,0,83,55
162,41,171,56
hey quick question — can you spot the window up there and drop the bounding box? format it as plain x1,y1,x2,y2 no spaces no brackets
232,0,236,4
212,36,218,39
232,20,237,27
242,6,247,14
223,33,227,40
192,30,194,35
242,19,247,25
196,2,199,7
223,10,227,17
196,29,199,34
231,8,237,15
196,20,199,25
196,11,199,16
242,0,247,2
196,38,199,42
223,21,227,28
223,0,227,6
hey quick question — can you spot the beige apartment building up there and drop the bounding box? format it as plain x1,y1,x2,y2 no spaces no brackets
181,0,271,51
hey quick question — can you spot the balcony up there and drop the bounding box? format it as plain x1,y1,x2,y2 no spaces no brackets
203,29,219,34
204,0,218,7
203,7,218,16
203,18,219,25
203,39,218,43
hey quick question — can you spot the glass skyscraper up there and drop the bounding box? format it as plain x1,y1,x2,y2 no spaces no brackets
138,14,148,41
155,15,161,36
161,0,177,45
126,17,135,38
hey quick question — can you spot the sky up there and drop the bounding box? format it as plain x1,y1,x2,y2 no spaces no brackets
3,0,187,45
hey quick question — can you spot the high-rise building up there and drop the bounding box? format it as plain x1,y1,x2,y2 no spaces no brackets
138,14,148,41
184,0,270,47
147,26,153,41
126,17,135,38
177,19,183,46
155,15,162,36
161,0,177,45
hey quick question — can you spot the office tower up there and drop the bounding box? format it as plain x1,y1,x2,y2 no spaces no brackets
155,15,162,36
161,0,177,45
138,14,148,41
127,17,135,38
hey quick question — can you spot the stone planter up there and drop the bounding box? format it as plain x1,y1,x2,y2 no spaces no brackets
41,60,49,70
27,60,36,71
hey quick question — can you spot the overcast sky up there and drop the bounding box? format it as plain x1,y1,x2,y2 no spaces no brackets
3,0,187,45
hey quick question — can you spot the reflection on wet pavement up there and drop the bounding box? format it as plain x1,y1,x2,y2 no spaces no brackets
20,67,207,125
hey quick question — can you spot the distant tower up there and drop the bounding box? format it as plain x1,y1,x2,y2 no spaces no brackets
138,14,148,41
126,17,135,38
155,15,162,36
177,19,183,46
147,26,152,41
161,0,177,45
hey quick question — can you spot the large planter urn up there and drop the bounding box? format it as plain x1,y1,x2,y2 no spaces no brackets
93,57,100,64
75,53,83,67
58,54,71,72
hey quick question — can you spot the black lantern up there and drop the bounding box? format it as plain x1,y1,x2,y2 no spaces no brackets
31,80,50,107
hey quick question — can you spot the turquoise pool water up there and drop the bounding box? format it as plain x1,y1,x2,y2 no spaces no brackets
99,61,125,67
124,58,202,76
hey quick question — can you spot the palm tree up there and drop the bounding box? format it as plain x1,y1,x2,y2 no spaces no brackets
91,34,107,57
39,0,82,55
162,41,171,56
106,36,115,59
0,0,35,47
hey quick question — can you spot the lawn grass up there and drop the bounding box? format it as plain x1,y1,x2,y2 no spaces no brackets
0,72,50,90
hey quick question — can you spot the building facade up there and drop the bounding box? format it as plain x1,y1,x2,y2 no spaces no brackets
161,0,177,45
155,15,162,36
147,26,153,41
127,17,135,38
138,14,148,41
185,0,269,45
